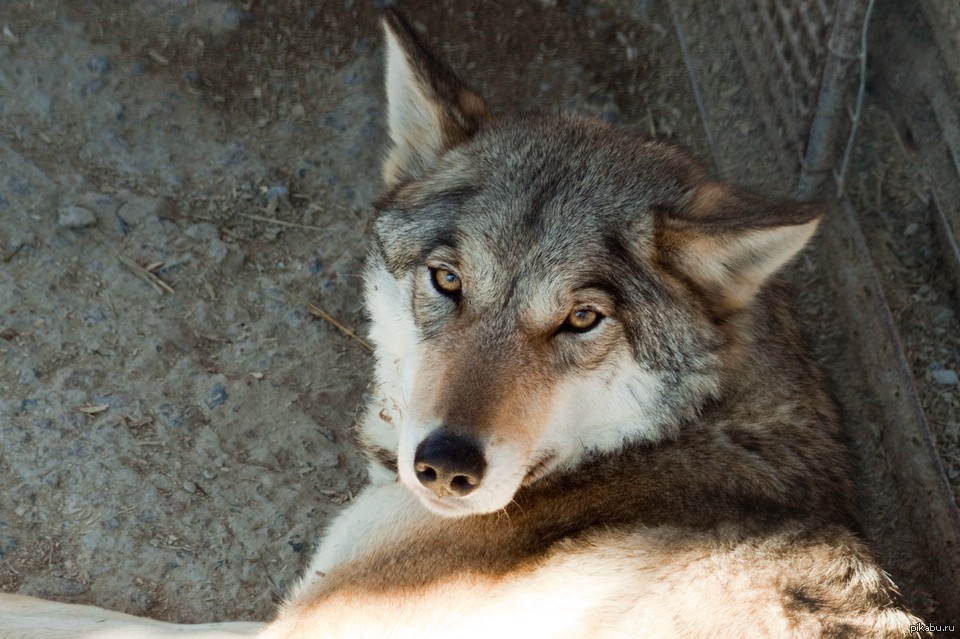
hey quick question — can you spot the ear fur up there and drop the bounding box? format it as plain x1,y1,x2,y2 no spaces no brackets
657,181,823,311
382,9,491,188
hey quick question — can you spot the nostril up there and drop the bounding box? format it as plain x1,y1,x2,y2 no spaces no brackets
415,463,438,484
450,474,477,495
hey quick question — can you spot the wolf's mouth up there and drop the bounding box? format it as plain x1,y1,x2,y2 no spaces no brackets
522,450,559,486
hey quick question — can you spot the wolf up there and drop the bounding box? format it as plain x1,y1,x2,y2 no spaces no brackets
0,8,928,639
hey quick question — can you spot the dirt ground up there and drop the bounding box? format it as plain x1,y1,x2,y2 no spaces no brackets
0,0,955,628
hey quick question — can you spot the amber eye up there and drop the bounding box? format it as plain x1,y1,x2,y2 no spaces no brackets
565,307,602,332
431,267,462,296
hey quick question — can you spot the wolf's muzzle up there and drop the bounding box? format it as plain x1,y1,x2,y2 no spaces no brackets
414,431,487,498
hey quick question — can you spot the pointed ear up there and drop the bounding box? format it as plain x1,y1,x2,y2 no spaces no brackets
381,9,491,188
656,181,823,312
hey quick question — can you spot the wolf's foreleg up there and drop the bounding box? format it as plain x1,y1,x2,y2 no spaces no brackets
285,480,426,600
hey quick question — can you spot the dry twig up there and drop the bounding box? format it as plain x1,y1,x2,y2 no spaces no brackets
240,213,327,232
282,289,373,352
118,254,175,295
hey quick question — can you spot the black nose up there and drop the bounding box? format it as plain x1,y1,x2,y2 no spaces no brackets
414,431,486,498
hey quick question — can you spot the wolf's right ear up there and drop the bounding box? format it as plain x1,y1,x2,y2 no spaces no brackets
656,181,823,312
382,9,491,188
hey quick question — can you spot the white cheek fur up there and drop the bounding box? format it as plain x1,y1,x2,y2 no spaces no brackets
543,360,669,472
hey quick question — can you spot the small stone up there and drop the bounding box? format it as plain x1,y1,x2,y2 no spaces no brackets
932,369,958,386
288,539,307,554
2,25,19,45
0,532,18,558
182,481,197,494
57,205,97,228
87,55,112,74
80,78,105,98
315,447,340,471
185,222,219,241
1,231,33,262
182,69,202,87
904,222,919,237
205,382,228,408
116,194,174,224
6,230,35,251
207,239,229,263
264,184,289,203
931,305,955,326
219,244,247,273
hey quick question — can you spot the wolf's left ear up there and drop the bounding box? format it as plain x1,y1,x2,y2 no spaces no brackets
381,9,491,188
656,181,823,311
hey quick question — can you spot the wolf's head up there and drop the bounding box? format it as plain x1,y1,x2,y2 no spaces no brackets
361,9,821,518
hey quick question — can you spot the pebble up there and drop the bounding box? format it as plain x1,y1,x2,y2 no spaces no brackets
80,78,105,98
77,192,121,215
904,222,919,236
207,239,229,263
0,532,18,558
225,8,256,28
2,25,18,45
116,193,174,223
931,305,955,326
219,244,247,273
2,231,34,262
206,382,229,408
264,184,289,203
182,69,202,87
57,205,97,228
932,369,958,386
87,55,112,75
182,481,198,494
315,447,340,471
185,222,220,241
156,403,185,429
288,539,307,554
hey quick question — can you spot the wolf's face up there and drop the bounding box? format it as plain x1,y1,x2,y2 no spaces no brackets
363,10,820,517
367,119,726,516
